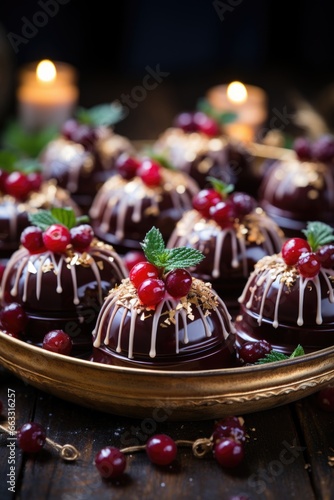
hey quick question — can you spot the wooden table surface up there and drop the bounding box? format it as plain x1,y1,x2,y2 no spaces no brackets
0,366,333,500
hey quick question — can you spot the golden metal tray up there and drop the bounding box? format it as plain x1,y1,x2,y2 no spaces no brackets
1,331,334,421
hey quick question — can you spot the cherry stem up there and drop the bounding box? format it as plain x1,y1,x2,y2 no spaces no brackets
120,437,213,459
0,423,80,462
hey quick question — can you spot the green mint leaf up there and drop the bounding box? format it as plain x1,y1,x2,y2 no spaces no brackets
50,207,77,229
302,221,334,251
76,102,126,127
0,150,17,172
163,247,204,272
14,158,42,174
206,177,234,198
2,120,58,158
196,98,237,125
147,153,175,171
76,215,90,225
289,344,305,358
28,210,59,231
141,227,166,264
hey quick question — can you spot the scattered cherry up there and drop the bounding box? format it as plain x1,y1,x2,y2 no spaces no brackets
192,188,222,218
17,422,46,453
70,224,94,252
137,158,162,187
137,278,166,306
213,437,244,468
316,244,334,269
281,238,311,266
297,252,321,278
4,171,31,200
129,261,160,288
238,340,273,364
115,154,140,180
165,268,192,298
315,385,334,412
95,446,127,479
42,330,73,355
293,137,312,161
123,251,146,272
0,302,28,334
20,226,45,254
212,416,246,445
43,224,71,253
146,434,177,466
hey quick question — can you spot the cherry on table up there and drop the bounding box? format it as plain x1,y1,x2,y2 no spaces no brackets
95,446,127,479
17,422,46,453
146,434,177,466
213,437,244,468
212,416,246,444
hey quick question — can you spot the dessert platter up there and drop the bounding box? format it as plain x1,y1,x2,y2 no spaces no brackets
1,106,334,421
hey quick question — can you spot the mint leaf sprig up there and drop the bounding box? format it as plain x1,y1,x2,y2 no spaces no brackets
141,227,204,273
29,207,89,231
256,344,305,365
76,101,126,128
206,176,234,198
196,97,238,125
0,150,42,174
302,221,334,251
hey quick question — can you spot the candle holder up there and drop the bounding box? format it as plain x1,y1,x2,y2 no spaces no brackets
206,81,268,142
17,59,79,133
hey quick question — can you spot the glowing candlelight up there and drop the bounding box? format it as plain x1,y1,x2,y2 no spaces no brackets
226,81,248,105
17,59,79,132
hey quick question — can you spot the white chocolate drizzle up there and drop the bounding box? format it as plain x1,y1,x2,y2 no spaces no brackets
89,170,199,240
93,278,234,359
167,209,284,278
1,240,126,306
238,254,334,328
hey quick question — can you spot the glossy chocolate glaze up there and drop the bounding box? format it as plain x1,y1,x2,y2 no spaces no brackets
167,209,284,318
235,254,334,354
91,278,237,370
89,170,199,254
40,130,135,212
1,242,127,352
258,158,334,237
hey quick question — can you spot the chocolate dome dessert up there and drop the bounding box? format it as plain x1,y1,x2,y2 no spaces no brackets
89,155,199,254
167,179,284,316
39,103,135,212
0,157,80,260
91,227,237,370
258,135,334,237
153,110,254,192
0,208,127,352
235,222,334,354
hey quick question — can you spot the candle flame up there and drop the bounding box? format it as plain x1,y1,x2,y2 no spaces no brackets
227,81,248,104
36,60,57,83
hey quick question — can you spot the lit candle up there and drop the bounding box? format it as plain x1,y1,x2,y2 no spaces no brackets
17,59,79,132
206,81,268,142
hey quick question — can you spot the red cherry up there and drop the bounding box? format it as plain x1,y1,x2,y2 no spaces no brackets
230,192,257,217
214,438,244,468
26,172,43,192
137,159,162,187
238,340,272,364
165,269,192,298
42,330,73,355
193,111,220,137
0,264,5,282
17,422,46,453
146,434,177,465
297,252,321,278
115,153,140,180
173,112,197,132
209,200,236,228
129,261,160,288
123,251,146,272
0,302,28,334
70,224,94,251
95,446,127,479
212,416,246,445
192,189,222,218
0,169,9,192
316,244,334,269
72,124,96,150
43,224,71,253
4,172,31,200
20,226,46,254
281,238,311,266
137,278,166,306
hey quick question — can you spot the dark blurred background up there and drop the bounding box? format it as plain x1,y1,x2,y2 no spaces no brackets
1,0,334,139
